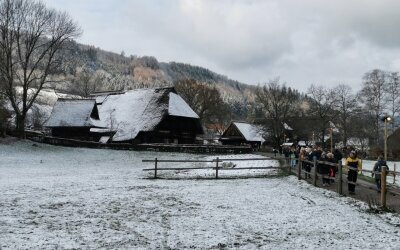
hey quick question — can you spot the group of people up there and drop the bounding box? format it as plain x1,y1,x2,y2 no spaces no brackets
299,147,343,186
280,145,390,195
280,145,390,194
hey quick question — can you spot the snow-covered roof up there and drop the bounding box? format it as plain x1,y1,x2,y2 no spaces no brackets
283,122,293,130
94,88,200,142
329,121,340,133
233,122,265,143
95,95,108,105
168,92,199,118
45,99,98,127
298,140,315,146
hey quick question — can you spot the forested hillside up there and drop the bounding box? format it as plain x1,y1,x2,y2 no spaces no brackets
48,41,257,120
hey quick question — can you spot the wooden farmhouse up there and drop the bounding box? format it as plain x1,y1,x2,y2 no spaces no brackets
44,99,101,141
219,121,265,148
45,87,203,144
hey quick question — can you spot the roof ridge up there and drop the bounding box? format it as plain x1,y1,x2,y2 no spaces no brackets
57,98,95,102
233,120,251,124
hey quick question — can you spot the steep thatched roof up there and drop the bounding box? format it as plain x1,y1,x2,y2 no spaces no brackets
92,88,200,142
45,99,100,127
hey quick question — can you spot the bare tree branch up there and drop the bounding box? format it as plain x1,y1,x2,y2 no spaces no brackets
0,0,81,137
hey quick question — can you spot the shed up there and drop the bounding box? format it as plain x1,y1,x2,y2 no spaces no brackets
44,99,102,140
219,121,265,148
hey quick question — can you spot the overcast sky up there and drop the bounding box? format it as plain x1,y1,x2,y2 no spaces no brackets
43,0,400,92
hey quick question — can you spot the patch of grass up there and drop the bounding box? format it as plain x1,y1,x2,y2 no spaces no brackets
358,173,375,183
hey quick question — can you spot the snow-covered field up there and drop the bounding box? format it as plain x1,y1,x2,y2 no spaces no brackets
1,140,400,249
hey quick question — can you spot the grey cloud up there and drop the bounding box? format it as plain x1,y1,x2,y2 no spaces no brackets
41,0,400,92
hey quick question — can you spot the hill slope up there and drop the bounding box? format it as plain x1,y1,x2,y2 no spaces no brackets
48,41,257,119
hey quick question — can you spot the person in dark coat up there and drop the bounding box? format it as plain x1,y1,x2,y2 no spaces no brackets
304,148,314,179
283,147,290,158
333,149,343,163
373,154,389,193
318,152,331,186
273,148,278,157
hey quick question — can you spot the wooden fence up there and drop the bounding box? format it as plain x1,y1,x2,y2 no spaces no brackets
142,157,281,179
287,158,400,208
26,133,252,154
143,155,400,209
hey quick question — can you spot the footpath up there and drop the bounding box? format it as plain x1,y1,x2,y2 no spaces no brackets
259,152,400,213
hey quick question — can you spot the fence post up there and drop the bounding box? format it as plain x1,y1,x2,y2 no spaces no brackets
216,157,219,179
394,164,396,184
338,161,343,195
298,159,302,180
154,158,158,179
381,166,387,208
313,158,317,186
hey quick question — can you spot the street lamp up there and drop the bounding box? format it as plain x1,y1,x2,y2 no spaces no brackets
312,131,315,145
381,115,392,161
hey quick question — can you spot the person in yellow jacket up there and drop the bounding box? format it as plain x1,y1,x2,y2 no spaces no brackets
345,151,362,195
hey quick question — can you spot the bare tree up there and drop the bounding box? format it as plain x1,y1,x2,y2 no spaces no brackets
256,78,299,148
348,110,374,152
0,0,81,137
70,67,105,97
175,79,230,127
0,93,9,137
359,69,387,145
385,71,400,132
307,84,336,148
333,84,358,147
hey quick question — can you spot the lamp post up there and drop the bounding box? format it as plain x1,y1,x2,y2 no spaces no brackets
382,115,392,161
312,131,315,146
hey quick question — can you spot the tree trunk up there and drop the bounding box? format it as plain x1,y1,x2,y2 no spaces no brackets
321,129,326,148
0,126,5,138
275,137,280,150
16,114,26,139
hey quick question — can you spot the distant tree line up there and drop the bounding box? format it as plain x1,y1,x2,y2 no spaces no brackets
254,69,400,151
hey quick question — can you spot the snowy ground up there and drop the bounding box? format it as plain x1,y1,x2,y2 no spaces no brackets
1,140,400,249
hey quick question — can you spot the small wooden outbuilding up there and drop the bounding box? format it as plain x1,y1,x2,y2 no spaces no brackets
44,99,102,140
219,121,265,149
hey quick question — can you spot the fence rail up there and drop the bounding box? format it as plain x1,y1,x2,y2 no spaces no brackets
142,157,279,179
26,133,253,154
142,155,400,209
287,157,400,209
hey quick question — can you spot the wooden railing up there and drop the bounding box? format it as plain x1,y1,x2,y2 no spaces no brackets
286,157,400,208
